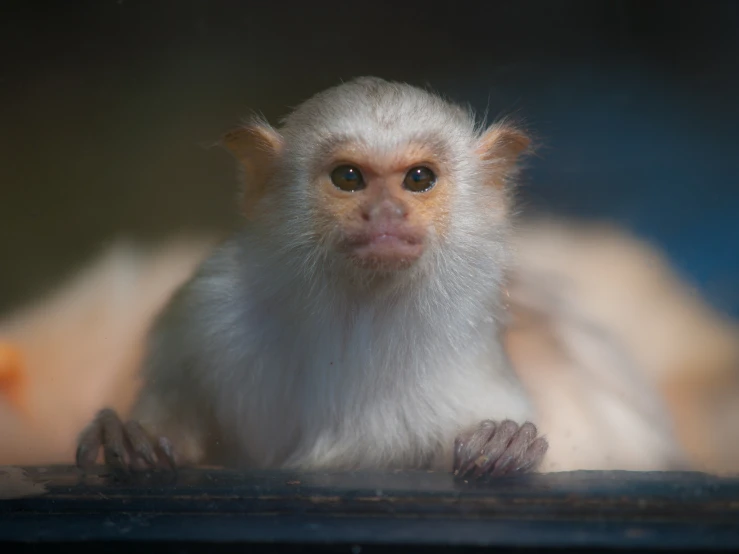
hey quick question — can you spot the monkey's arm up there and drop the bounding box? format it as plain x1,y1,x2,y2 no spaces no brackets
76,289,216,472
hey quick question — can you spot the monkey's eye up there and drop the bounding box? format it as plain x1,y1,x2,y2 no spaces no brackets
330,165,365,192
403,166,437,193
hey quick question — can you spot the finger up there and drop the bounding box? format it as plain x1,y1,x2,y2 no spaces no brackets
76,417,104,470
491,422,538,476
454,420,496,476
515,436,548,473
155,436,178,471
124,420,159,467
471,420,518,478
130,456,151,471
99,409,130,474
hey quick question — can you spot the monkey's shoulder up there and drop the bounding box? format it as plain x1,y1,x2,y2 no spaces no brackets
143,235,258,353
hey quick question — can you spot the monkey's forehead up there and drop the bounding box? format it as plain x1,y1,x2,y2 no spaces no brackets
280,107,477,165
280,79,477,146
300,129,455,166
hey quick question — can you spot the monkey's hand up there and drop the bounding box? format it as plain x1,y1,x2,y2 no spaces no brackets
76,408,177,474
453,420,547,479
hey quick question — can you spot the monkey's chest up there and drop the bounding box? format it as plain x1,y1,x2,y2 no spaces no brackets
278,395,444,471
230,363,505,471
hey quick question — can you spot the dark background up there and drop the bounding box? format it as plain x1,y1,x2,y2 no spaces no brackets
1,0,737,317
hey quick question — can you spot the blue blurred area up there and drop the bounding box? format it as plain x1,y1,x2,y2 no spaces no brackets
444,61,739,318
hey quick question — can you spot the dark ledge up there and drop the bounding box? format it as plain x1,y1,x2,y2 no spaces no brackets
1,466,738,552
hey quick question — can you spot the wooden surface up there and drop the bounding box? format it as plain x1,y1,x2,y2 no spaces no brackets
1,465,738,551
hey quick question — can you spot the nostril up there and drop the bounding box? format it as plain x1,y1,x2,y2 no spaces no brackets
390,202,408,219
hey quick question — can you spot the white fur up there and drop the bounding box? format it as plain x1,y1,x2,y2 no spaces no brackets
131,77,534,470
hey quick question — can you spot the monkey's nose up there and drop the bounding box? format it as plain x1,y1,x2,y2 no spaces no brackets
364,198,408,222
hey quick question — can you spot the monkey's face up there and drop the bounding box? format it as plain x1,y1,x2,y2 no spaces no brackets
223,78,530,283
310,142,453,273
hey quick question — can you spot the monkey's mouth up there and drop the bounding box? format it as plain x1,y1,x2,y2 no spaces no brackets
341,231,425,271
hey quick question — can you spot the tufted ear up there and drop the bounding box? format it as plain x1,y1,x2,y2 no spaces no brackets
475,123,531,188
222,121,284,217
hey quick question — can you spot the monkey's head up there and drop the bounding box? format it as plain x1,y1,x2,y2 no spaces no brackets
224,77,530,283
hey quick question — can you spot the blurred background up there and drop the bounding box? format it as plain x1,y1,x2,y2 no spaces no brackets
2,0,738,317
0,0,738,470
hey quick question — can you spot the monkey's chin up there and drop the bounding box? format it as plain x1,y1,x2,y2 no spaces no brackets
345,236,424,272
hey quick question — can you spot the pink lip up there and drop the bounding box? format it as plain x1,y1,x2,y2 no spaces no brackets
345,230,422,248
355,234,422,253
343,230,424,267
365,232,419,245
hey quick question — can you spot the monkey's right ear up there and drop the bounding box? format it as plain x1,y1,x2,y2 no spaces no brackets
222,122,284,217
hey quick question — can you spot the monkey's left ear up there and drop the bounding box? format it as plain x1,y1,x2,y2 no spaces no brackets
476,123,531,187
222,122,284,217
